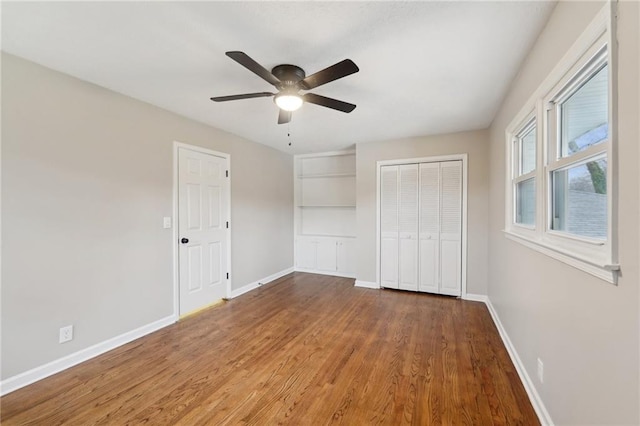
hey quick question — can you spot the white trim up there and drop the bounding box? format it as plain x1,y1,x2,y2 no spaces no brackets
228,267,294,299
484,299,554,426
376,153,468,167
295,149,355,159
504,231,618,284
294,267,356,279
0,315,175,396
375,158,381,287
462,293,488,303
375,153,469,298
173,141,232,319
354,280,380,289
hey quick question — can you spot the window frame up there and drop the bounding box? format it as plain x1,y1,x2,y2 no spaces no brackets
504,2,619,284
511,115,537,231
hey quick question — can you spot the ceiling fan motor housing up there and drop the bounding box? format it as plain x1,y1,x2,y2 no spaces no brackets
272,64,306,89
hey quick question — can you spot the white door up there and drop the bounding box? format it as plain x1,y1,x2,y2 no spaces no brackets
398,164,419,291
419,163,440,293
178,147,229,316
380,166,399,289
379,159,463,296
439,161,462,296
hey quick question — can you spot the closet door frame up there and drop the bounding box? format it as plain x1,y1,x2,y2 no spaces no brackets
375,153,468,298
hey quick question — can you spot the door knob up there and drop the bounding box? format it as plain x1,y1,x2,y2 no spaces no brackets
181,238,189,244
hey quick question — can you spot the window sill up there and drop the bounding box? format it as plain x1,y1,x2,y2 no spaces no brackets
503,230,619,284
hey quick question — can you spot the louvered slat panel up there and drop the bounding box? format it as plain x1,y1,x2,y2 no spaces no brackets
419,163,440,234
399,165,418,233
419,163,440,293
439,160,462,296
441,161,462,235
398,164,418,290
380,165,399,288
380,166,398,233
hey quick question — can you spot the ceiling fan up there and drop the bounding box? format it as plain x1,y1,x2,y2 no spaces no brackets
211,51,359,125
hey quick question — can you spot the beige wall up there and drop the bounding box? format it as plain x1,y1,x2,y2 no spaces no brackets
1,53,293,379
355,129,489,295
488,1,639,424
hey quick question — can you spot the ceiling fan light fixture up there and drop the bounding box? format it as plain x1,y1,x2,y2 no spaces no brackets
275,93,303,112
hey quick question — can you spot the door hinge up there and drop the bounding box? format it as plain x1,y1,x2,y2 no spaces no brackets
226,170,229,177
226,272,229,280
226,221,229,229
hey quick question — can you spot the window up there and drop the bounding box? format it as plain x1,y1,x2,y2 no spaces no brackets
512,118,536,226
504,3,617,284
548,51,609,241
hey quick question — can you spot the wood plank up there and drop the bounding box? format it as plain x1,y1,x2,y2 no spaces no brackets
0,273,539,425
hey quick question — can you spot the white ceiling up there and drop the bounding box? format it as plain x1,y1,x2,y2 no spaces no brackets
1,1,555,155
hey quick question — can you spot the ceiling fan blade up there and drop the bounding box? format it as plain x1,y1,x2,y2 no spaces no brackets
278,109,292,125
300,59,359,90
226,51,281,87
210,92,274,102
303,93,356,113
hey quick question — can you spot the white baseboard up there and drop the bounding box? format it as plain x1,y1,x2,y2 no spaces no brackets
0,315,175,396
484,298,554,426
228,267,294,299
354,280,379,289
293,267,356,279
462,293,488,303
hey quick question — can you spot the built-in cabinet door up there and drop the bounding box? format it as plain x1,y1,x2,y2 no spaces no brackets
337,239,355,275
296,239,317,269
398,164,419,291
295,237,355,277
439,161,462,296
316,240,338,272
419,163,440,293
380,166,399,289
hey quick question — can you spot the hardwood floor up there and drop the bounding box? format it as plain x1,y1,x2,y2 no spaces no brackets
1,273,539,425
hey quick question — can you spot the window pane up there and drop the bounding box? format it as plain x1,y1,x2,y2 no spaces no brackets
516,178,535,225
552,158,607,239
560,64,608,158
520,126,536,175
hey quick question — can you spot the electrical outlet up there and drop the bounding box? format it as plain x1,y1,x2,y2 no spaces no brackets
537,358,544,383
59,325,73,343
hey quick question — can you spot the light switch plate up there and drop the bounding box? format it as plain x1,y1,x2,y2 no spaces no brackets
163,217,172,229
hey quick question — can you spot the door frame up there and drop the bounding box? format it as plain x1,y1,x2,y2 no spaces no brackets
375,153,468,298
172,141,231,320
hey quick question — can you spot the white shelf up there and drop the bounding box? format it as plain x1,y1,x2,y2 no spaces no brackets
297,205,355,208
297,172,356,179
294,151,357,278
299,233,357,238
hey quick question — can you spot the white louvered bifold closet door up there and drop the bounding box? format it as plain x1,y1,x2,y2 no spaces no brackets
419,163,440,293
398,164,419,291
380,160,462,296
380,166,399,289
439,161,462,296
